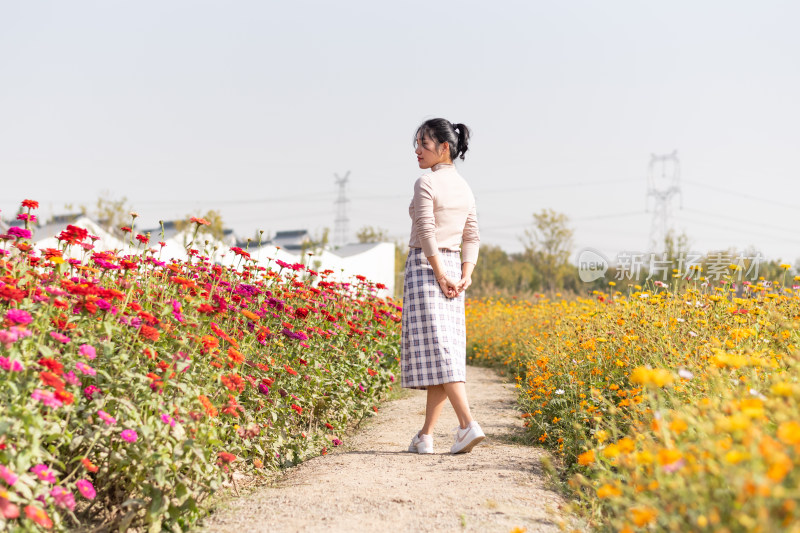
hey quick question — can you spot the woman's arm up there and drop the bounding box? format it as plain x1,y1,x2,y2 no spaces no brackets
428,254,458,298
457,261,474,294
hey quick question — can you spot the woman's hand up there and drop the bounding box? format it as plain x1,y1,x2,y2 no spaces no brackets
437,276,458,298
456,274,472,295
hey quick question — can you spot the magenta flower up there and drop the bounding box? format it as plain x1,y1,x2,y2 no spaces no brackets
0,465,18,486
5,309,32,325
160,414,176,427
75,361,96,376
84,385,100,400
31,389,63,408
50,487,76,511
30,464,56,484
332,438,342,446
0,356,24,372
49,331,71,344
64,371,81,386
120,429,138,443
78,344,97,359
8,227,31,239
75,479,96,500
97,410,116,425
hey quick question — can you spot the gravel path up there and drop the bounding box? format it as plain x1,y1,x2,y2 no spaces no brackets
198,365,572,533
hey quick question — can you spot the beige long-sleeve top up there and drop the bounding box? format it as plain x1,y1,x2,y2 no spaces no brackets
408,163,480,264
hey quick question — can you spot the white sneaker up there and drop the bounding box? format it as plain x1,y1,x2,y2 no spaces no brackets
450,421,485,454
408,431,434,454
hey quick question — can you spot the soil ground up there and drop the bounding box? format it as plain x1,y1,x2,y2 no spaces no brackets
198,365,576,533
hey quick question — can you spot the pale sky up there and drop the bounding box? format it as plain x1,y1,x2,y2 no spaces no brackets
1,1,798,265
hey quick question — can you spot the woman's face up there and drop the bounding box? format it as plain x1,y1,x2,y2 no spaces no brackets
414,132,450,169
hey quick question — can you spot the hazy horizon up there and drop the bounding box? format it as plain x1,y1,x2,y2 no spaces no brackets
2,1,798,265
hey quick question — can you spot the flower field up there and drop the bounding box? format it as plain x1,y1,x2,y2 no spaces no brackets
467,273,800,532
0,200,401,531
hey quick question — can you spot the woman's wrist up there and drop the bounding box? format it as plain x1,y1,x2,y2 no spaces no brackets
436,273,446,282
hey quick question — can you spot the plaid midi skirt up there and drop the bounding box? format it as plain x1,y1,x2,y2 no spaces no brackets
401,248,466,390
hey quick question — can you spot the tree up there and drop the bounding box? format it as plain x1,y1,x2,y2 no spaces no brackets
521,209,574,293
65,191,133,234
356,226,390,243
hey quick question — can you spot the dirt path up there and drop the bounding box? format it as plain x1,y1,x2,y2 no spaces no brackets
199,366,572,533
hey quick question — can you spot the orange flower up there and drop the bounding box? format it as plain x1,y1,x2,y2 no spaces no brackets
81,457,99,473
241,309,260,321
201,335,219,351
777,421,800,445
221,374,245,394
198,395,218,417
227,347,245,365
597,484,622,498
629,507,658,527
140,325,160,342
577,450,595,466
24,505,53,529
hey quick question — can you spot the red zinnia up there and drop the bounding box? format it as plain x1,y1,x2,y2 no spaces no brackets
39,371,65,391
37,358,64,375
21,199,39,209
216,452,236,464
81,458,99,473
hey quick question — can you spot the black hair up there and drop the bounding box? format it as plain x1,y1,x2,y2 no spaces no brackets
414,118,471,161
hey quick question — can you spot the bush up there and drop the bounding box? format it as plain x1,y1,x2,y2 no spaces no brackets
0,200,401,531
467,272,800,532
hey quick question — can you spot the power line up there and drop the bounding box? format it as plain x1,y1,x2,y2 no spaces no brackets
683,180,800,212
672,214,794,243
682,207,798,237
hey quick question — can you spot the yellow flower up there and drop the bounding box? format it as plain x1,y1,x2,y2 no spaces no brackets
771,382,794,397
629,367,674,388
724,450,750,464
603,443,620,458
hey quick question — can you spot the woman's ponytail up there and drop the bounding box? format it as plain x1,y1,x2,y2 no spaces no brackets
452,123,470,161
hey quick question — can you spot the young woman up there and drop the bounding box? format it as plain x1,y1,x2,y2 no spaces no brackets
402,118,484,454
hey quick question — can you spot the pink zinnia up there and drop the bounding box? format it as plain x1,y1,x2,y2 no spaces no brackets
160,414,176,427
49,331,70,344
31,389,63,408
0,464,18,486
120,429,138,443
75,479,96,500
30,464,56,484
5,309,32,325
97,410,116,425
0,356,24,372
64,371,81,386
75,361,96,376
78,344,97,359
50,486,76,511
